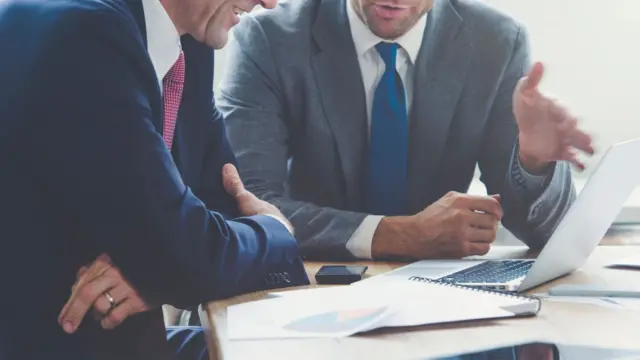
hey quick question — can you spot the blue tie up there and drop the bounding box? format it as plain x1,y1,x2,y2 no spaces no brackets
365,42,408,215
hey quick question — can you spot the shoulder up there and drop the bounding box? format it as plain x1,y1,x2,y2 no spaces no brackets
452,0,526,49
232,0,319,49
1,0,142,50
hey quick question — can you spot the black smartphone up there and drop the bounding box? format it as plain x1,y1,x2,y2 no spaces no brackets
315,265,368,285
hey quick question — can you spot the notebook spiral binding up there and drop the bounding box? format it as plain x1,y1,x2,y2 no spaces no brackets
407,276,541,302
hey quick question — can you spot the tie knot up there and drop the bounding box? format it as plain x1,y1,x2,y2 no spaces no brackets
375,42,398,67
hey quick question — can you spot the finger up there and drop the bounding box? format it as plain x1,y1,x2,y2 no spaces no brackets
559,149,585,171
466,226,497,244
58,269,119,333
76,266,89,280
547,99,570,124
570,158,585,171
61,258,111,321
462,195,503,220
464,242,492,256
557,116,592,151
490,194,501,203
468,212,499,230
76,255,112,287
101,297,149,330
92,284,129,316
567,129,594,155
222,163,246,198
520,62,544,93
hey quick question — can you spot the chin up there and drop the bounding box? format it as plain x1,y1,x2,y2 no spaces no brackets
205,31,229,50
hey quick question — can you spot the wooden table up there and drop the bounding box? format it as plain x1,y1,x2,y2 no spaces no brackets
200,245,640,360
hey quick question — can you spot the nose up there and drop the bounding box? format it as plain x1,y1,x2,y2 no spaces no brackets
259,0,277,9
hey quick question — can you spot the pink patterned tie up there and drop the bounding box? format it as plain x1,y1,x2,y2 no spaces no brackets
162,51,185,151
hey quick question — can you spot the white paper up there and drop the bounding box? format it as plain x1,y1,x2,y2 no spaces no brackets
228,287,393,340
230,279,534,340
535,293,640,311
609,298,640,311
609,254,640,269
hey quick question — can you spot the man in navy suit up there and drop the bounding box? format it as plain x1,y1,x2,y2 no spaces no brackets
0,0,309,359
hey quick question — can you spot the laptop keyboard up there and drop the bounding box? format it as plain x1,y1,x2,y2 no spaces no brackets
438,260,534,284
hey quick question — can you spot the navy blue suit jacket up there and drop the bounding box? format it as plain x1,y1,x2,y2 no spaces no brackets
0,0,308,359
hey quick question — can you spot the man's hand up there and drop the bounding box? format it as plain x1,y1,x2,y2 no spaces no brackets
58,254,150,333
372,192,502,260
514,62,594,174
222,163,294,235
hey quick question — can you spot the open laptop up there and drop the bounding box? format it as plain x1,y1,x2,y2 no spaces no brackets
373,138,640,292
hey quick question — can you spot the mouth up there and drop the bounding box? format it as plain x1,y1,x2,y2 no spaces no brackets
232,6,248,16
372,3,410,19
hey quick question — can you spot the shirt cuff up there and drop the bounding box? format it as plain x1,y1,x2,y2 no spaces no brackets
345,215,384,260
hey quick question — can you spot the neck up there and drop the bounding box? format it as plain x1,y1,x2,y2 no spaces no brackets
159,0,186,35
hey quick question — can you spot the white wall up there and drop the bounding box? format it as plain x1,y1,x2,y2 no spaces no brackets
482,0,640,179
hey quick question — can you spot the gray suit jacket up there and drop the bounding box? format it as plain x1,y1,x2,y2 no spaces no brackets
219,0,576,260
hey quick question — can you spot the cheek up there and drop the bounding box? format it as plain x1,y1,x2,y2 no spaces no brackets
203,9,233,48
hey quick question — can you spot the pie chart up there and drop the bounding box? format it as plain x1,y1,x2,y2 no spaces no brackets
282,306,389,333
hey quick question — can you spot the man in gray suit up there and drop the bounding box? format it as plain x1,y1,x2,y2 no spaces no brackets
219,0,594,261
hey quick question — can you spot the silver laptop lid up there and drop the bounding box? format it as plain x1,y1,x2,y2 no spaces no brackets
519,138,640,291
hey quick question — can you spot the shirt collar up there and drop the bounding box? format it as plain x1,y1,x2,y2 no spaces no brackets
141,0,182,84
346,1,426,64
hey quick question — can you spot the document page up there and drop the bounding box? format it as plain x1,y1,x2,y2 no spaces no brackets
229,280,524,340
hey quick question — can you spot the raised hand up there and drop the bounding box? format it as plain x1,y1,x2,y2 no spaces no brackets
514,62,594,173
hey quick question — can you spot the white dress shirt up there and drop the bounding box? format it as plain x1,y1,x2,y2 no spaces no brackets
344,3,427,259
141,0,181,87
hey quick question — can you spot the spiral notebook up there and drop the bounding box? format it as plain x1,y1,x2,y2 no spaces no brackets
389,277,541,322
237,279,541,340
351,276,541,328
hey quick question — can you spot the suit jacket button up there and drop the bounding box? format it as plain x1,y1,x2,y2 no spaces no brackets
283,272,291,283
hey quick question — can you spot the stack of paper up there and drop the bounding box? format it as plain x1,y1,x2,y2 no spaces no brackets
227,279,539,340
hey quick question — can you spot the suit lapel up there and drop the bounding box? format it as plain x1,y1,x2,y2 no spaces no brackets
311,0,368,209
407,0,473,212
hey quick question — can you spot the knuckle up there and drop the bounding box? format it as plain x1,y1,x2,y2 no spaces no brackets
107,311,124,326
94,298,109,314
452,209,466,221
80,286,96,301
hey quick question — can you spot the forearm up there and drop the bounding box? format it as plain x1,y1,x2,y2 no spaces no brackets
371,216,419,260
501,147,576,249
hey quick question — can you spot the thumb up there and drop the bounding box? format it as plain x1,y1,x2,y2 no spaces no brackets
491,194,501,202
76,266,89,280
519,62,544,94
222,163,246,198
